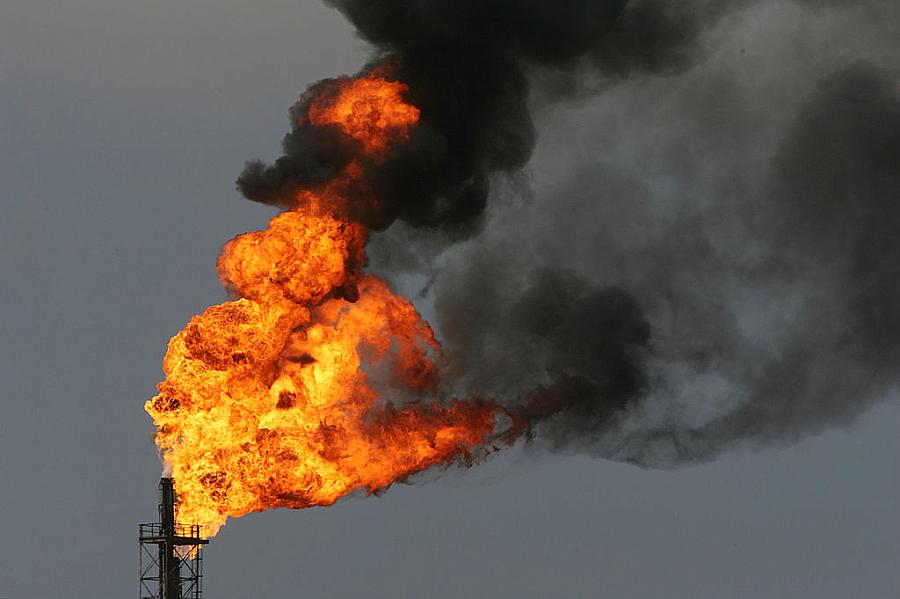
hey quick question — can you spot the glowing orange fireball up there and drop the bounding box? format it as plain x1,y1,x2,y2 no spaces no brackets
146,73,511,537
307,76,420,153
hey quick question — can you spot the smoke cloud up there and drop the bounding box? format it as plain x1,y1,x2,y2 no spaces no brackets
240,0,900,467
427,60,900,466
238,0,744,231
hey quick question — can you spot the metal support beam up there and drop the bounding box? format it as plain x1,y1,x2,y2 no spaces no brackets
139,478,209,599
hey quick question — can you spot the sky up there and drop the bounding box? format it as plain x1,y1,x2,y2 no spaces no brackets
1,1,898,598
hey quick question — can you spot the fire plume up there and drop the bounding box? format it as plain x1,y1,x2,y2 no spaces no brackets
306,76,420,153
146,72,514,537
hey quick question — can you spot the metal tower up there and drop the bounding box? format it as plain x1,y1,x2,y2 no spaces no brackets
139,478,209,599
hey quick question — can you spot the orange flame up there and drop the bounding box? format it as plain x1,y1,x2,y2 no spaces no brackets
146,73,512,537
306,76,420,153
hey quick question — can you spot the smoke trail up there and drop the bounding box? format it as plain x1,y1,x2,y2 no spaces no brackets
426,60,900,466
231,0,899,473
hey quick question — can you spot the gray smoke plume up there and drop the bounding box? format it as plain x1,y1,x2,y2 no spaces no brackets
244,0,900,467
427,61,900,466
365,2,900,466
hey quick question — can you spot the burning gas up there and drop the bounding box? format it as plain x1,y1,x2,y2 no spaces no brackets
146,71,523,537
142,0,900,541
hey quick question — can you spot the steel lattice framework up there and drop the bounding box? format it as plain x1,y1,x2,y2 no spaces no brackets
139,479,208,599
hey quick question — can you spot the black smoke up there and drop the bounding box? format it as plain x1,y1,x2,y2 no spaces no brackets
238,0,738,231
426,61,900,466
434,264,653,440
239,1,900,466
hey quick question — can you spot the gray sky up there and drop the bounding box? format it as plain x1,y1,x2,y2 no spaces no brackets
1,1,898,598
